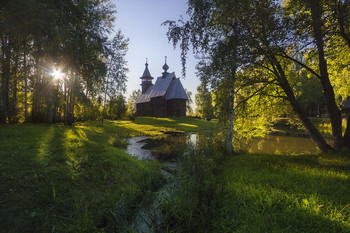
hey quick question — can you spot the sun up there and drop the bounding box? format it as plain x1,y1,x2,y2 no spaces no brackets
52,69,63,79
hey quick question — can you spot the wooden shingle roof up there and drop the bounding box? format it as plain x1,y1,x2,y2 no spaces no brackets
135,72,188,104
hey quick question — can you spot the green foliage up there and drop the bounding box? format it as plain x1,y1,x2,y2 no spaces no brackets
102,31,129,122
195,82,213,119
184,88,194,116
126,90,141,116
0,0,128,124
165,0,350,151
327,35,350,103
284,53,325,115
107,94,127,119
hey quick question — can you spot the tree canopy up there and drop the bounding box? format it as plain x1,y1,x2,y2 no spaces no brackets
165,0,350,152
0,0,128,125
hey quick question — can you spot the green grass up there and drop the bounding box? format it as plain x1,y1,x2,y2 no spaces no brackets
0,118,216,232
109,117,217,136
3,117,350,232
161,148,350,233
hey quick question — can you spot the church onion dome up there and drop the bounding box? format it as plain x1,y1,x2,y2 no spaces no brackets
141,61,153,80
162,56,169,78
162,62,169,72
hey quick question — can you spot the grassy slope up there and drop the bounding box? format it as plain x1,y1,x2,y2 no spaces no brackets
0,117,216,232
163,151,350,232
220,153,350,232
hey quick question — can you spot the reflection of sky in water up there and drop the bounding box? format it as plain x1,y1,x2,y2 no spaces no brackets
189,134,197,147
127,133,321,159
126,137,152,159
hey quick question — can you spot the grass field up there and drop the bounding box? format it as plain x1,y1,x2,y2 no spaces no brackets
0,117,216,232
1,117,350,232
161,149,350,233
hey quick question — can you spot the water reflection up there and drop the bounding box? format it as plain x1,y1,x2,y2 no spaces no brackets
126,133,321,160
248,135,319,154
126,136,152,159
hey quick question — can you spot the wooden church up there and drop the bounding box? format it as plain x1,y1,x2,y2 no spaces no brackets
135,59,188,117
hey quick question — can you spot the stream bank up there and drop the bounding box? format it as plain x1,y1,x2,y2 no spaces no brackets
125,131,322,231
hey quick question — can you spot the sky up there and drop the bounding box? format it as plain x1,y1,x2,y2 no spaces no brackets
112,0,199,103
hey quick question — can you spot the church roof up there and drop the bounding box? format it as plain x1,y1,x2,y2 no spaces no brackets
149,72,174,97
165,78,188,100
140,62,153,80
135,72,188,104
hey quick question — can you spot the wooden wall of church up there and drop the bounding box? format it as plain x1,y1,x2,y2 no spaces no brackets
151,97,166,117
136,98,186,117
136,102,152,116
166,99,186,117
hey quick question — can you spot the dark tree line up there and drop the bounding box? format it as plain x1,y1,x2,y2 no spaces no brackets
0,0,128,125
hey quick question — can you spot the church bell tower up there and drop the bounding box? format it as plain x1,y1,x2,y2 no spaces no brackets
140,59,153,94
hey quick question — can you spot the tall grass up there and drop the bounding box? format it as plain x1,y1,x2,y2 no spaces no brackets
160,147,350,232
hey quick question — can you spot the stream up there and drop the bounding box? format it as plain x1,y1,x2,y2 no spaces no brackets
125,132,320,231
126,133,320,159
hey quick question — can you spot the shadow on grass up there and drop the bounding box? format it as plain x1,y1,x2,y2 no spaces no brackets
1,123,165,232
0,124,72,232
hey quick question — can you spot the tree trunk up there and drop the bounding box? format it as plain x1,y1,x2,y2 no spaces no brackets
24,42,28,122
32,56,42,122
344,114,350,149
1,36,11,124
64,78,68,125
102,79,108,125
47,78,53,124
271,55,332,152
68,86,72,125
9,54,19,123
67,86,73,125
71,90,75,124
227,70,235,156
310,1,343,150
67,73,74,126
0,37,6,124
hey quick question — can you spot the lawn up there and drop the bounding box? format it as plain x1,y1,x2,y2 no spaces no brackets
0,117,216,232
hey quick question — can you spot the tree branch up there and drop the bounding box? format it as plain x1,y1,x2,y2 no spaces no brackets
279,53,321,79
233,81,273,111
